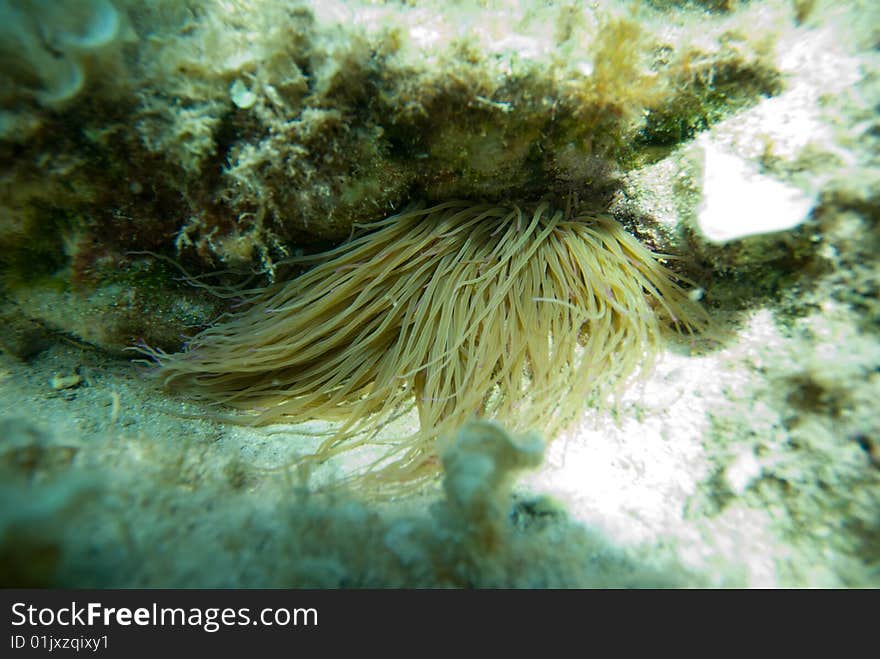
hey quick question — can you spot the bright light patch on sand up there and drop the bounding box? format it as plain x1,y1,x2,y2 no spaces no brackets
697,140,814,243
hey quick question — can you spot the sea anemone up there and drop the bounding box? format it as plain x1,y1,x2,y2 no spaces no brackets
148,200,707,491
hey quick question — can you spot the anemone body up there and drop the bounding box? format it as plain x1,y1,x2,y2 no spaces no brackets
152,201,705,488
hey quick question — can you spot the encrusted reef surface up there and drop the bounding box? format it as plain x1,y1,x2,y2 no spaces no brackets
0,0,878,587
3,0,783,274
